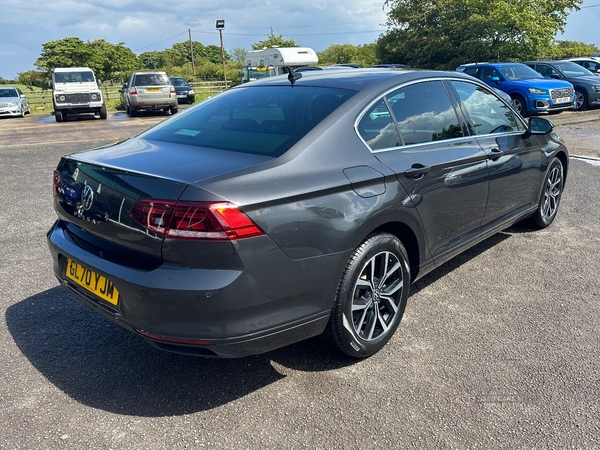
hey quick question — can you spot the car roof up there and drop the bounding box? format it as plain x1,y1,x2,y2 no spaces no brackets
238,68,476,92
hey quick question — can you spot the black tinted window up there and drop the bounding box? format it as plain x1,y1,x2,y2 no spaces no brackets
388,81,463,145
141,86,356,157
134,73,169,85
451,81,524,135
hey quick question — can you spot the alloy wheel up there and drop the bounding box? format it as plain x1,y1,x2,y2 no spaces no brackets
541,164,562,220
350,250,405,341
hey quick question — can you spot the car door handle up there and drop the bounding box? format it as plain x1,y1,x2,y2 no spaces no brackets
488,147,503,160
403,164,431,178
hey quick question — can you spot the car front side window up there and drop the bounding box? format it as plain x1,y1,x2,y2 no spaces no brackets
451,80,524,135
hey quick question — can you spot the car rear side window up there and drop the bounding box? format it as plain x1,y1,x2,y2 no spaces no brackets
388,81,464,145
141,86,356,157
451,80,524,135
357,99,401,150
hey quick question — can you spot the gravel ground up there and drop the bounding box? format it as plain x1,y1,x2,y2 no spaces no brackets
1,111,599,449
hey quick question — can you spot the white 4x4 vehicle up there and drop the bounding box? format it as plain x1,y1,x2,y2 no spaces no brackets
51,67,107,122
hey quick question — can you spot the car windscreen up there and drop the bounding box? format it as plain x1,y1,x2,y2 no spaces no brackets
498,64,543,80
140,85,357,157
54,71,95,83
170,78,189,86
553,61,594,77
0,88,17,97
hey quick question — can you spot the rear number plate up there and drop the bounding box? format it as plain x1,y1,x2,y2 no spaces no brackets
66,259,119,305
555,97,571,104
145,88,161,92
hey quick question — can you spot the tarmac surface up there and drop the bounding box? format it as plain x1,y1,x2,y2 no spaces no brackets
1,109,600,449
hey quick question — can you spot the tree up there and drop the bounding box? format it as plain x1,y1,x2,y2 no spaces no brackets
139,51,165,70
35,37,103,74
87,39,138,81
231,48,247,64
17,70,47,89
318,44,359,65
551,40,600,59
251,28,299,50
378,0,583,70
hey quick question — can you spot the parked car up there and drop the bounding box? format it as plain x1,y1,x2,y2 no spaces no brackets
169,76,195,104
0,86,30,118
48,68,568,359
523,60,600,111
456,62,575,116
569,58,600,75
372,64,407,69
120,71,178,116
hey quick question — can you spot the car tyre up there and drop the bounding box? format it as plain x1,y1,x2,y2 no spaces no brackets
129,106,138,117
55,110,64,122
531,157,564,228
170,106,178,115
511,94,528,117
574,88,588,111
99,104,108,119
325,233,410,358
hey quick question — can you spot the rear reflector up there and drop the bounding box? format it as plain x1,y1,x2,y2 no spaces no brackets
136,329,212,346
129,199,264,240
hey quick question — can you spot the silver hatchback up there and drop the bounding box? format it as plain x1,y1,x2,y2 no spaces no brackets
121,72,178,116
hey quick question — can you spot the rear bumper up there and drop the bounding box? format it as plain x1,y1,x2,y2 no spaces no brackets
47,220,343,357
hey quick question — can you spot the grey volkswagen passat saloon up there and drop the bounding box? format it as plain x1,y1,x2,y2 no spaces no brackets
48,69,568,358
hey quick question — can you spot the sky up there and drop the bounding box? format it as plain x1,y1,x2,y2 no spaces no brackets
1,0,599,80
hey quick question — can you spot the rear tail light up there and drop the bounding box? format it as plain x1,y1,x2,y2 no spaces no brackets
170,86,176,94
129,87,137,95
53,169,61,196
129,199,264,240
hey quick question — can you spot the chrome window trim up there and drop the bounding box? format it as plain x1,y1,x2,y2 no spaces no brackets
354,76,528,154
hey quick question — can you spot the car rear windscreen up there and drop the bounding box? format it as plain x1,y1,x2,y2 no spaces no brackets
140,85,356,157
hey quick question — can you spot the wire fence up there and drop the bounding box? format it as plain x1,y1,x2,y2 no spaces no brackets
24,81,230,109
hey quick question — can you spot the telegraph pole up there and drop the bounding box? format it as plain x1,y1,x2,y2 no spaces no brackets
216,20,227,88
189,28,195,78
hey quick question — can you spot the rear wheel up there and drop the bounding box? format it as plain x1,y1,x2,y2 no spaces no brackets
170,106,178,115
325,233,410,358
574,88,588,111
99,104,107,119
511,94,528,117
531,157,564,228
55,110,64,122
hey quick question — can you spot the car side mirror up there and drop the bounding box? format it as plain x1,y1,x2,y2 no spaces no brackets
48,81,52,88
490,76,500,83
524,116,554,137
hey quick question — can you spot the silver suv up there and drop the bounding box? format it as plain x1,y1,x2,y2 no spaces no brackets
121,72,178,116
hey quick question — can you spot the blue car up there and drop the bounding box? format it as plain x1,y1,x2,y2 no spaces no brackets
457,62,575,116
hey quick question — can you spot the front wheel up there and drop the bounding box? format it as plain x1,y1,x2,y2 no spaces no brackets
511,94,528,117
531,157,564,228
55,110,64,122
99,104,107,119
574,89,588,111
325,233,410,358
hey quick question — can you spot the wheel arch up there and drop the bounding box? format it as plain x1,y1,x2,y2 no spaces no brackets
554,150,569,186
363,220,424,282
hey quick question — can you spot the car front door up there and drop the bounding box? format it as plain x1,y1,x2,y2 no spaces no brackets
449,80,544,233
359,80,490,263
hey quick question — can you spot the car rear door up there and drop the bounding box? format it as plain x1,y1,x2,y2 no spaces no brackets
359,79,490,263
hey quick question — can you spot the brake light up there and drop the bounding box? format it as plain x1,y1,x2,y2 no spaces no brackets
129,87,137,95
170,86,176,94
129,199,264,240
53,169,61,196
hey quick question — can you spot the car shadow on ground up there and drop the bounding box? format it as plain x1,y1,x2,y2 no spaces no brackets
6,230,514,416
